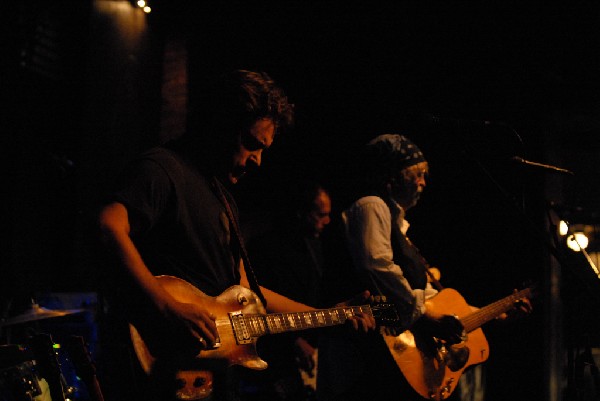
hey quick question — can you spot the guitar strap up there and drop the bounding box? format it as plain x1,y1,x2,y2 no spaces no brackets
408,238,444,291
212,177,268,308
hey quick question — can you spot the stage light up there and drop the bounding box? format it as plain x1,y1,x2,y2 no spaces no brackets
559,220,569,236
566,232,589,252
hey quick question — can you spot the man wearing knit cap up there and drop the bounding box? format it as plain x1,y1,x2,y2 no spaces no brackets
317,134,465,401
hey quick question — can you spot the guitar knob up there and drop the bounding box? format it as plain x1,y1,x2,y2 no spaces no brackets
238,294,248,305
193,377,206,387
441,385,451,395
175,378,187,390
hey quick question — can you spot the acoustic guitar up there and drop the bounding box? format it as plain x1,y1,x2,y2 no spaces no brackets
383,286,533,400
129,275,399,400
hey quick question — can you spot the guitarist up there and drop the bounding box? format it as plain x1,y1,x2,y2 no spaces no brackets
96,70,376,401
318,134,473,401
317,134,532,401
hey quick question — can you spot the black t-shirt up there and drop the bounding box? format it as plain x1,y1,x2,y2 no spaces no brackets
113,145,241,297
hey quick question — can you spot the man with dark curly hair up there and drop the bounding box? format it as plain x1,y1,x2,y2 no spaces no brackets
97,70,375,401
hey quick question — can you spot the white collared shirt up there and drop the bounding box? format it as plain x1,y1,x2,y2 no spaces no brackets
342,196,437,325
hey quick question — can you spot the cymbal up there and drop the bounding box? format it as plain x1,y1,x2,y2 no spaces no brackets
0,304,85,327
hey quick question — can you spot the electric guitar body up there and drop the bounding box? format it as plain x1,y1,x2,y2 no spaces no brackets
129,275,397,400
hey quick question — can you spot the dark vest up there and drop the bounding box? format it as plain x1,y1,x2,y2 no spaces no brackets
387,201,428,290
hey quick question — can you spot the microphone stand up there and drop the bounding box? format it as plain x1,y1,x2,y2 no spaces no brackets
577,242,600,279
455,122,595,293
445,119,599,401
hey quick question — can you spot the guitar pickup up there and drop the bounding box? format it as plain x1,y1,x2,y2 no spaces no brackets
229,311,253,344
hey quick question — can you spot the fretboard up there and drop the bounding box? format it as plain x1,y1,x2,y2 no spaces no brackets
229,305,373,343
461,287,532,333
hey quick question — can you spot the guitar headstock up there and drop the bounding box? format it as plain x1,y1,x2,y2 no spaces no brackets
508,282,538,317
512,281,538,307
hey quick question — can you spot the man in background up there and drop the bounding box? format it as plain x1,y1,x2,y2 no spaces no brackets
242,180,332,401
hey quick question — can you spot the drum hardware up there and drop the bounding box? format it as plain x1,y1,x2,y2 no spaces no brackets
27,333,73,401
0,359,44,401
0,338,94,401
0,302,84,328
0,344,42,401
0,298,98,401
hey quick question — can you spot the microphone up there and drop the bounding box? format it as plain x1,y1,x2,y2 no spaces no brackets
511,156,574,176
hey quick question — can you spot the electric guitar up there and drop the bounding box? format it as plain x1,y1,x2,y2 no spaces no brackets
129,275,399,400
383,286,533,400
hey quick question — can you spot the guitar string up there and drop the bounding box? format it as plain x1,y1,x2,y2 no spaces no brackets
461,289,531,331
241,306,372,336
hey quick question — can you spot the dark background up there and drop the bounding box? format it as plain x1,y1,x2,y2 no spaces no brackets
2,2,600,400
